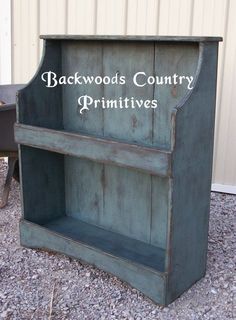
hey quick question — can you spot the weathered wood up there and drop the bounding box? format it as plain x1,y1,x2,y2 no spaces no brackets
40,35,223,42
19,146,65,224
165,42,219,304
16,36,221,306
15,123,171,176
45,216,166,272
101,42,154,241
61,41,105,227
153,43,199,149
20,219,167,304
17,40,63,129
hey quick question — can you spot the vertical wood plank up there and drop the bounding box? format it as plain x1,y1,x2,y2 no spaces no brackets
62,41,104,226
101,41,154,243
151,42,198,249
62,41,103,135
153,43,199,149
103,42,154,145
65,157,104,225
102,165,152,243
150,176,169,249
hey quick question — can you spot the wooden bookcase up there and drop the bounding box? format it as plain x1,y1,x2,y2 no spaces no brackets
15,35,222,305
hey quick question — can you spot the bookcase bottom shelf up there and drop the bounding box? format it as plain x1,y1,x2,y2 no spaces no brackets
20,217,168,305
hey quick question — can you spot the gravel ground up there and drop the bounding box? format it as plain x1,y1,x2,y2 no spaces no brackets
0,159,235,319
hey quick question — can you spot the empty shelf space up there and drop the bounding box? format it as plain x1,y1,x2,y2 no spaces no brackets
43,216,166,272
15,123,171,176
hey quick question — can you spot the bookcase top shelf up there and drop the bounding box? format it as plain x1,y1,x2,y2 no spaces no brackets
40,35,223,42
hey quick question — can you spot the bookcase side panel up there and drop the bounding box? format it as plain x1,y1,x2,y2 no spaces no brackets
19,146,65,224
166,42,219,304
17,40,63,129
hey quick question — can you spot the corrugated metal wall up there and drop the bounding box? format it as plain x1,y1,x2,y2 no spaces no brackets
9,0,236,190
0,0,11,84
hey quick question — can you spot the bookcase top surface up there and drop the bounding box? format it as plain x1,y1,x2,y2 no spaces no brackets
40,35,223,42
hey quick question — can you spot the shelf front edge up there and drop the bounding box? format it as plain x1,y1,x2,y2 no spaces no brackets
15,123,171,177
20,219,167,305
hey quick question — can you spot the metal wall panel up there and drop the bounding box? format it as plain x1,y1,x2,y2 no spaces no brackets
67,0,96,34
158,0,193,35
12,0,39,84
9,0,236,191
126,0,159,34
0,0,11,84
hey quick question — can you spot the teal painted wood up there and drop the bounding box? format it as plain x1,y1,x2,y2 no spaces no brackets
61,41,105,229
150,176,170,250
17,41,63,129
15,36,222,305
45,216,166,271
102,42,154,145
102,42,153,242
19,146,65,225
165,42,219,304
20,219,167,304
40,35,222,42
14,124,171,176
153,43,199,150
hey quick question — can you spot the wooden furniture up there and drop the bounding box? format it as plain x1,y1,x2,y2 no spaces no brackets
0,84,23,208
15,35,222,305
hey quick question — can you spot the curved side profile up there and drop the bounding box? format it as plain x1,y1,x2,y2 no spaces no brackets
166,41,219,304
15,36,221,305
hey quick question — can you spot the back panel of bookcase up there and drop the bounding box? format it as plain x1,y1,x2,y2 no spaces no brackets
61,40,198,248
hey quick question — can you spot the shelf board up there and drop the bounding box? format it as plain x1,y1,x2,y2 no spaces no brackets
15,123,172,176
42,216,166,273
20,218,167,303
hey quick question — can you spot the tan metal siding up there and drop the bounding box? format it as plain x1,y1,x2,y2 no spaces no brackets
10,0,236,190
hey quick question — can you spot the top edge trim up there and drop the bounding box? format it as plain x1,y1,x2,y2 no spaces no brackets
40,35,223,42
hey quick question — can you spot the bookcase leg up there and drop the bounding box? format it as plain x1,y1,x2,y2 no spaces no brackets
0,156,18,208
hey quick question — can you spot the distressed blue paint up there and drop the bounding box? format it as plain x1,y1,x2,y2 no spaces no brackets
15,36,222,305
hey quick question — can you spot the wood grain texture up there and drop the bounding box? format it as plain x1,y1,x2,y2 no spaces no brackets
11,0,234,190
16,37,220,305
20,219,167,304
102,41,153,242
17,40,63,130
166,42,219,304
45,216,166,272
40,35,222,42
19,146,65,225
61,40,104,227
15,124,171,176
153,43,199,149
